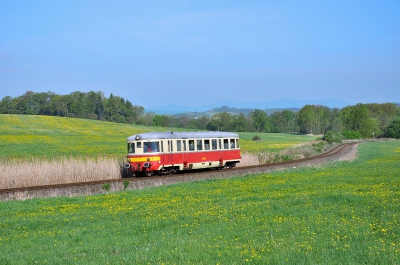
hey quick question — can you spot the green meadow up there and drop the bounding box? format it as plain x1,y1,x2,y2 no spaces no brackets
0,131,399,263
0,114,317,158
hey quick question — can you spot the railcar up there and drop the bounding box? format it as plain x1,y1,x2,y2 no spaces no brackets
124,131,241,177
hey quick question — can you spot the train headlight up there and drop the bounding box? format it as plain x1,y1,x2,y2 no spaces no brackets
135,136,140,140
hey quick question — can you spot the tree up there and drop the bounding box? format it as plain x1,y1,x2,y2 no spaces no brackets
208,112,234,131
296,105,314,134
0,96,13,114
49,95,72,116
250,109,270,132
342,103,379,137
131,105,145,124
385,118,400,139
235,113,248,132
281,110,296,133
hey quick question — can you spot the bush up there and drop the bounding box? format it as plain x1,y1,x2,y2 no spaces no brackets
101,183,111,192
342,130,362,139
322,131,344,144
312,142,325,152
385,118,400,139
252,135,261,141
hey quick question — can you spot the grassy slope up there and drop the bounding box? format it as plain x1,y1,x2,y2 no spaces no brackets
0,141,399,264
0,114,317,158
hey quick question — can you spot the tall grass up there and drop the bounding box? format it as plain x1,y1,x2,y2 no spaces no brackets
0,156,122,189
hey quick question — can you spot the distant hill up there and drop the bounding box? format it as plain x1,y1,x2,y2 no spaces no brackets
147,99,350,115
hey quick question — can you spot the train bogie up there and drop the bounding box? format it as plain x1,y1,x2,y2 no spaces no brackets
124,131,241,177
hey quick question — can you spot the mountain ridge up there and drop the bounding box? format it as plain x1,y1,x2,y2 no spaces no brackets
147,99,350,115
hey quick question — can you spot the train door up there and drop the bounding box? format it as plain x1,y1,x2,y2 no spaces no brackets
177,140,187,168
218,138,223,166
182,139,189,169
167,140,173,163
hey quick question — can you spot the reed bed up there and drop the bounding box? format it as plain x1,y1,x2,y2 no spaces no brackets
1,141,331,189
0,156,122,189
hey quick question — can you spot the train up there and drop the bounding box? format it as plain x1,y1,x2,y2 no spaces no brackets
124,131,241,177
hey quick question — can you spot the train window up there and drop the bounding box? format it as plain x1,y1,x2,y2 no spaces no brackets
223,139,229,149
144,141,159,153
219,139,222,150
189,140,195,151
128,143,135,153
230,139,235,148
212,139,217,150
183,140,187,151
204,139,210,150
161,141,164,152
137,142,141,148
197,140,203,150
236,139,239,148
177,140,181,151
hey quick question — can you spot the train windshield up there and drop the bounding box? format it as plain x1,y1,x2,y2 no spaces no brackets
127,143,135,154
144,141,160,153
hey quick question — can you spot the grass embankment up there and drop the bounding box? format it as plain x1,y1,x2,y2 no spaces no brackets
0,114,317,188
0,140,399,264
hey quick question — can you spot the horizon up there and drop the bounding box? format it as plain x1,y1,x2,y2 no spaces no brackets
1,1,399,108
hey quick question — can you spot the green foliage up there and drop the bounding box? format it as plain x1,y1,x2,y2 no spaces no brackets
1,91,399,135
250,109,271,133
0,90,144,124
296,105,331,134
342,130,362,139
312,141,325,152
342,103,380,138
1,141,399,264
322,130,344,144
385,118,400,139
123,180,130,190
252,135,261,141
101,183,110,191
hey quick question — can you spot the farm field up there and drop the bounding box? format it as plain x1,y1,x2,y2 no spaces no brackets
0,114,318,159
0,140,399,264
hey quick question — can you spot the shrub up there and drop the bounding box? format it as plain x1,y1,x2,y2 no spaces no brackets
342,130,362,139
101,183,111,192
322,131,344,144
312,142,325,152
385,118,400,139
123,180,129,190
252,135,261,141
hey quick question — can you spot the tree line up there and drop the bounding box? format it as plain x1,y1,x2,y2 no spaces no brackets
1,91,399,139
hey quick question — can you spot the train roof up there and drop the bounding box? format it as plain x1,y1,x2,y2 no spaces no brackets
127,131,239,141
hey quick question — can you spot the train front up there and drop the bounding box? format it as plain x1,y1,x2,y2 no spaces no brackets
124,134,162,177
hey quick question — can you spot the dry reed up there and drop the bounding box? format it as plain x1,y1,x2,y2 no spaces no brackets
0,156,122,189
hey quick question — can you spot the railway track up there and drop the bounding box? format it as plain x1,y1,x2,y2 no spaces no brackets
0,142,358,198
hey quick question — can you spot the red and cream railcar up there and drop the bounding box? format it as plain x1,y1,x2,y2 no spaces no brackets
124,131,241,176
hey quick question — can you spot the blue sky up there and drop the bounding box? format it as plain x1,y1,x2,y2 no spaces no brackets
1,0,399,109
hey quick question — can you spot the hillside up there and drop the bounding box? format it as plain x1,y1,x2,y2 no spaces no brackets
0,114,318,158
0,115,151,158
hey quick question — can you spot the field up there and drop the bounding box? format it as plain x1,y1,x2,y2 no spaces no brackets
0,115,318,188
0,139,399,264
0,115,317,158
